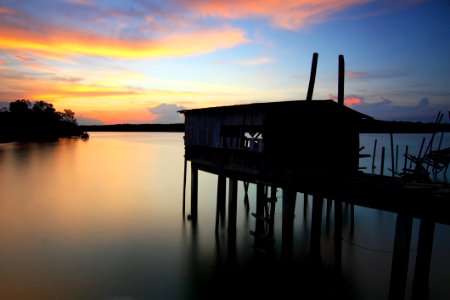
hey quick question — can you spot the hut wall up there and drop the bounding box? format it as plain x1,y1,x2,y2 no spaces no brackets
184,111,264,149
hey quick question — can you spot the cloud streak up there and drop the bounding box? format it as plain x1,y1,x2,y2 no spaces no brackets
184,0,371,30
0,25,247,60
329,94,450,123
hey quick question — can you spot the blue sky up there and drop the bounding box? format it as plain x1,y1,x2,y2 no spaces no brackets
0,0,449,124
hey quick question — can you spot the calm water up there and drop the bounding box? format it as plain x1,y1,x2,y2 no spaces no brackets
0,132,449,299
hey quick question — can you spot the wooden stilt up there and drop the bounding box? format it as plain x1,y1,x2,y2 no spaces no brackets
350,204,355,236
282,188,296,259
228,178,238,234
412,219,435,299
304,193,308,217
334,198,343,273
403,146,409,174
372,139,378,173
338,54,345,105
253,183,266,252
243,181,250,214
390,133,395,177
389,213,413,300
182,157,187,218
268,186,277,237
395,144,399,174
217,174,226,228
306,52,319,101
190,164,198,223
310,194,323,260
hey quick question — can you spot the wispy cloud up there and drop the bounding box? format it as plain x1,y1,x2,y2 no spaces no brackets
214,56,274,66
238,57,274,66
0,5,15,15
329,93,450,123
0,25,247,60
346,69,412,79
184,0,371,30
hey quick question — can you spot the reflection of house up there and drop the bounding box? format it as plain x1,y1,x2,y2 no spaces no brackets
180,99,372,177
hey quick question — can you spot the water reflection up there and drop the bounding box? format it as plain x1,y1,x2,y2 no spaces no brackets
184,168,450,300
0,133,449,299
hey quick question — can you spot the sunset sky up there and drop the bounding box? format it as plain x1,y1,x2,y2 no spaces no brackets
1,0,449,124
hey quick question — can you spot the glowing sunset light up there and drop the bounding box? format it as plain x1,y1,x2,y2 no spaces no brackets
0,26,247,59
344,97,362,106
188,0,371,29
0,0,448,124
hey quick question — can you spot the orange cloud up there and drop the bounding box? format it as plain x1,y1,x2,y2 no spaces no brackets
186,0,370,30
0,25,247,59
327,93,362,107
78,109,157,125
0,5,15,15
345,97,362,106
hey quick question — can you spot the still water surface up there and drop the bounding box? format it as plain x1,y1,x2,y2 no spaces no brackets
0,132,449,299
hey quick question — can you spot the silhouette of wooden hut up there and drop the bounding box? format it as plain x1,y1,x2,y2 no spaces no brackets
179,99,372,178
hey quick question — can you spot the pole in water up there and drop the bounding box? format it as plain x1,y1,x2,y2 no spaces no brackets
182,157,187,218
372,139,378,173
306,52,318,101
338,54,345,105
390,133,395,177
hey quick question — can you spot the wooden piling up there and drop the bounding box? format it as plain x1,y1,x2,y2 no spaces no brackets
217,174,227,227
381,147,385,176
310,194,323,259
395,144,399,174
390,133,395,177
190,164,198,222
403,146,409,174
412,219,435,299
182,157,187,218
335,198,343,276
348,202,355,236
253,183,266,251
338,54,345,105
325,198,332,233
372,139,378,173
417,137,426,162
243,181,250,214
306,52,319,101
268,186,277,237
228,178,238,234
282,188,296,259
389,213,413,300
304,193,309,217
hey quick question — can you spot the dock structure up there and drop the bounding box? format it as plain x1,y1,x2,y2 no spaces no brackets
179,54,450,300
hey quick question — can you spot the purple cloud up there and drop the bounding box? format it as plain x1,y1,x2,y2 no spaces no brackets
147,103,186,124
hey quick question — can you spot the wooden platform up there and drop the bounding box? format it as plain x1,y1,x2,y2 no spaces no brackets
187,149,450,225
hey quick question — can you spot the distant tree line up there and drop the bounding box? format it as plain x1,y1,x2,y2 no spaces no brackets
358,119,450,133
0,99,87,142
80,123,185,132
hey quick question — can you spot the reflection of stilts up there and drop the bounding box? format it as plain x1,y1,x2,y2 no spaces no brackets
310,194,323,263
251,184,277,254
388,214,436,300
243,181,250,215
281,188,296,260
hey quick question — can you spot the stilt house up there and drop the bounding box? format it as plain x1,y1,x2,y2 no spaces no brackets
179,99,372,178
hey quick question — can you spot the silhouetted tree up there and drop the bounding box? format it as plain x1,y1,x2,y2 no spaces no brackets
0,99,86,142
59,109,77,124
9,99,31,114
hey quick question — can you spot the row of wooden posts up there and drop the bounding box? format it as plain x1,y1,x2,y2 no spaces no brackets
366,110,448,178
183,161,435,300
